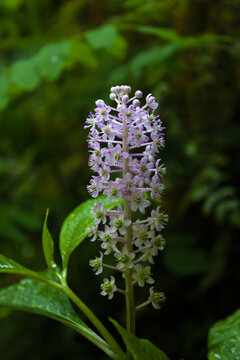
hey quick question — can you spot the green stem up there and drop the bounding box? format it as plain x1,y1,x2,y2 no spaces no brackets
19,270,124,360
61,285,125,360
123,119,135,360
135,299,151,311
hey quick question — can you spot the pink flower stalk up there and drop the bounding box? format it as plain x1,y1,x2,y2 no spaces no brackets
86,85,167,303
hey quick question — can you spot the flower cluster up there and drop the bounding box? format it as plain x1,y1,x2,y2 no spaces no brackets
86,85,167,308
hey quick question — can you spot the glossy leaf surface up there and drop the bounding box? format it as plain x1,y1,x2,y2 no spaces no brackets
208,309,240,360
0,276,117,359
0,254,35,277
60,197,123,269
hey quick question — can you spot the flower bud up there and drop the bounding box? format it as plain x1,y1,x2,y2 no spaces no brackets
135,90,143,98
133,99,140,107
95,99,104,106
110,93,116,100
122,95,129,103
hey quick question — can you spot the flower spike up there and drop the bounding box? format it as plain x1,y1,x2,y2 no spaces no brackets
86,85,167,305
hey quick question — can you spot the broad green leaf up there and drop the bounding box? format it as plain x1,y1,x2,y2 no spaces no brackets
208,309,240,360
0,39,97,112
85,25,117,49
34,41,71,81
60,197,123,269
65,40,98,69
111,319,169,360
42,209,55,270
129,44,179,74
10,58,39,90
0,277,117,360
0,254,35,277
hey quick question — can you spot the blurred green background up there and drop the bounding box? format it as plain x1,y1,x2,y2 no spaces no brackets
0,0,240,359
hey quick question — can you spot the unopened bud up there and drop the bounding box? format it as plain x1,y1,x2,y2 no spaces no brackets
135,90,143,98
122,95,129,103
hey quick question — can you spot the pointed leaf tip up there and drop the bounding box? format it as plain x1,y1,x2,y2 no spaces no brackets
42,209,55,270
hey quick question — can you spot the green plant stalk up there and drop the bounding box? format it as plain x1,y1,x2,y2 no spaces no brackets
61,284,125,360
135,299,151,311
10,269,125,360
123,119,135,359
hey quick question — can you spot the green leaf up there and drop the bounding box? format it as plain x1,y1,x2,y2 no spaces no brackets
42,209,55,270
0,277,117,360
0,254,35,277
111,319,169,360
123,24,180,42
85,25,117,49
0,73,10,96
10,58,39,90
60,197,123,269
107,34,128,60
65,40,98,69
208,309,240,360
34,41,71,81
129,44,179,75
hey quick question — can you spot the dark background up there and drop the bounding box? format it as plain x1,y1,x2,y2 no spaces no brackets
0,0,240,359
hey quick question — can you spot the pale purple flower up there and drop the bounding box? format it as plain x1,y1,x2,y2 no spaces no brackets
103,181,122,201
98,164,111,181
128,192,151,214
87,177,102,198
109,212,131,235
150,177,164,199
128,125,149,147
146,94,158,110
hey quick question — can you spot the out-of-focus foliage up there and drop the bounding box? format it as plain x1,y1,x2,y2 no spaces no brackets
0,0,239,359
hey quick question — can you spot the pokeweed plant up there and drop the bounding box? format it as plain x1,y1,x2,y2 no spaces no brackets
0,86,169,360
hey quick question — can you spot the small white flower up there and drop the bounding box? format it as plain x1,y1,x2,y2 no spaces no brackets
132,264,154,287
114,247,135,270
148,287,166,309
100,276,117,299
89,252,103,275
